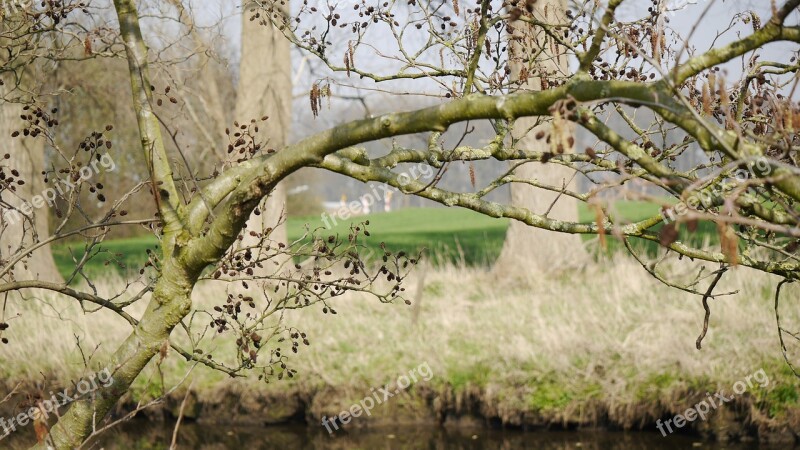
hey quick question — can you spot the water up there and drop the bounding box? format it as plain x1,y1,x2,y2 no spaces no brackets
3,422,787,449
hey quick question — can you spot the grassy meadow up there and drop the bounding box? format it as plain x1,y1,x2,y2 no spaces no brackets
2,205,797,437
4,248,800,432
51,202,714,278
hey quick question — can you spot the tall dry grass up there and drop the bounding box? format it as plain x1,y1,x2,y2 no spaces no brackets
1,255,798,413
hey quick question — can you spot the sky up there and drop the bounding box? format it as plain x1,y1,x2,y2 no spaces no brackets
180,0,798,98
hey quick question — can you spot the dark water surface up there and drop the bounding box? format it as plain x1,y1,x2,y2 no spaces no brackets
2,422,790,449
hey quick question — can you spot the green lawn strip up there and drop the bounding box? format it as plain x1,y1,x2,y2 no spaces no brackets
53,203,721,278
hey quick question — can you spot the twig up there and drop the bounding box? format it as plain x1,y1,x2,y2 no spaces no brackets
696,267,728,349
774,279,799,378
169,382,194,450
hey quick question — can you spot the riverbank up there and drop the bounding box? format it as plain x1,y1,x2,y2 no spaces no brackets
119,371,799,445
1,257,799,445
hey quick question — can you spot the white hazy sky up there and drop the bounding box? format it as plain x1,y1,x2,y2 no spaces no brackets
185,0,797,85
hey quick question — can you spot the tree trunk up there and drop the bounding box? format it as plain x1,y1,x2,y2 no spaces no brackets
33,1,198,446
0,80,64,283
35,269,193,449
236,1,292,254
493,0,587,274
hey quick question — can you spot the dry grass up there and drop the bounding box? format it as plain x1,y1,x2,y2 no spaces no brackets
2,255,799,417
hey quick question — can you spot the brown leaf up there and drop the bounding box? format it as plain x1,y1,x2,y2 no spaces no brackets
159,340,169,363
468,162,476,188
792,107,800,130
310,83,320,117
659,223,679,247
717,221,739,265
84,36,93,56
34,413,49,443
702,82,712,116
591,203,607,249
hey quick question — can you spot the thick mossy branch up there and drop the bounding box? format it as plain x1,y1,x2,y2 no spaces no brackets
115,0,182,237
188,79,659,226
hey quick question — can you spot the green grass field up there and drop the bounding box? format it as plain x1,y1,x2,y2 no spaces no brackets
52,202,716,278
